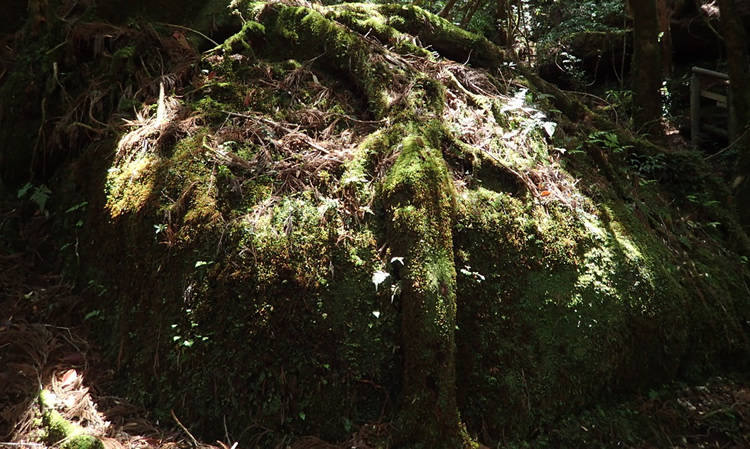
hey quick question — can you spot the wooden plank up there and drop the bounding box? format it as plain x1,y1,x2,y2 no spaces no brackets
700,90,727,108
691,75,700,149
692,66,730,80
700,90,726,102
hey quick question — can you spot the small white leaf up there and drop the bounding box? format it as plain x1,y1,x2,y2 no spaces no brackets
542,121,557,137
372,270,390,291
390,257,405,265
372,311,380,318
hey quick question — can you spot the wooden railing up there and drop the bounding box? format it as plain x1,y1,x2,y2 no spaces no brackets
691,66,733,150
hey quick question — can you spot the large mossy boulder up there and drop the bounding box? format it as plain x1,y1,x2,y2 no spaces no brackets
1,1,749,447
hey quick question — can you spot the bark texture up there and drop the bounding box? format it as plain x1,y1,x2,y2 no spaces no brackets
718,0,750,229
629,0,663,137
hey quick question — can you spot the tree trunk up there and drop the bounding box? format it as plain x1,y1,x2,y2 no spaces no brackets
657,0,673,77
494,0,510,47
460,0,484,28
629,0,663,137
381,134,470,448
439,0,461,19
718,0,750,229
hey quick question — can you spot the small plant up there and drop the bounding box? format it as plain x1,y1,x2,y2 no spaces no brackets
65,201,88,214
84,309,102,320
17,182,52,213
630,153,666,180
216,164,232,178
372,257,404,302
583,131,632,154
83,279,107,297
686,193,720,208
605,89,633,108
501,88,558,138
558,51,587,88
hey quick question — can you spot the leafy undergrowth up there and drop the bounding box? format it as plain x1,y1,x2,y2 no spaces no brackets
1,209,748,449
523,377,750,448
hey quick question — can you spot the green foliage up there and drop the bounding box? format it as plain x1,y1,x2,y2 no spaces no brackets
629,152,666,180
583,130,632,154
501,88,558,139
17,182,52,213
605,89,633,108
686,193,720,208
83,279,107,297
534,0,627,46
557,51,587,87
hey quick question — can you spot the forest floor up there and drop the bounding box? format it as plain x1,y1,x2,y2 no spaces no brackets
1,201,749,449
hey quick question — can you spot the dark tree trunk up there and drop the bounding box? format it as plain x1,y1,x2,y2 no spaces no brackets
657,0,673,76
629,0,663,137
439,0,461,18
494,0,510,46
460,0,484,28
718,0,750,229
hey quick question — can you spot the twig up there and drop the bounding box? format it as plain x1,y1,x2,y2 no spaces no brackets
171,409,200,448
0,443,45,447
220,110,331,154
331,113,386,125
704,126,750,161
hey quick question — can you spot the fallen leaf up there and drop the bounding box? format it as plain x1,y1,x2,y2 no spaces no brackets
172,32,191,51
60,369,78,387
100,437,125,449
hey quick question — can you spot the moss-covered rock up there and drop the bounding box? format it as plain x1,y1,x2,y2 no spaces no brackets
2,1,750,448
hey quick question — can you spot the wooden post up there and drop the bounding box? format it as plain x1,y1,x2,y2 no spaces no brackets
691,71,700,150
691,67,731,150
728,86,737,144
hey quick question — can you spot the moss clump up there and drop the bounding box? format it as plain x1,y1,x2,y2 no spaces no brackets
39,390,104,449
105,155,164,217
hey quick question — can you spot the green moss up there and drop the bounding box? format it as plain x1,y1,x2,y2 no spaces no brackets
452,172,723,439
324,4,433,58
222,19,265,55
39,390,103,449
380,133,469,447
62,435,104,449
249,4,396,117
105,155,163,217
377,4,507,69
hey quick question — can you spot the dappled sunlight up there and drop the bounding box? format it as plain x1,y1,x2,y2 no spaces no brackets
105,155,161,218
